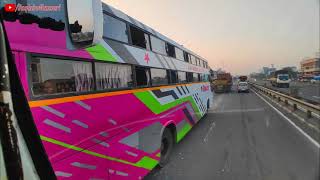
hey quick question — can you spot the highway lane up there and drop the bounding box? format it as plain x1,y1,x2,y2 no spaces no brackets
145,90,320,180
253,80,320,104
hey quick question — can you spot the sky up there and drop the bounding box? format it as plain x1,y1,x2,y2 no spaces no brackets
103,0,319,75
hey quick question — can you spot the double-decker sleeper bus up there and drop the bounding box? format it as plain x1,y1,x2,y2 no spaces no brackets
0,0,212,179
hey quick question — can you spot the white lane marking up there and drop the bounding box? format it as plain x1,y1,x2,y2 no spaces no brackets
258,91,320,133
204,121,216,143
220,103,225,112
252,90,320,148
265,117,270,128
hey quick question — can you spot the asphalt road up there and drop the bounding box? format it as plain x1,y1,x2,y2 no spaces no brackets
253,80,320,104
145,89,320,180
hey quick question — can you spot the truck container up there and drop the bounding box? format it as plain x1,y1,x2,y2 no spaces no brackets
212,73,232,93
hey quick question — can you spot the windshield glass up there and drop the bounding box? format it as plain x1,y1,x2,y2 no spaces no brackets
278,74,289,81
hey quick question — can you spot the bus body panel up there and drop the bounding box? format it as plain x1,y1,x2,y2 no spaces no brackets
12,51,212,179
27,84,210,179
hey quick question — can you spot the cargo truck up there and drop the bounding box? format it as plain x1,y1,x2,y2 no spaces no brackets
270,70,290,88
212,73,233,93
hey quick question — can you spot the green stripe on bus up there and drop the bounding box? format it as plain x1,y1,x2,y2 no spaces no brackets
156,152,161,157
40,136,157,170
86,44,117,62
134,91,201,119
177,123,192,142
135,156,158,170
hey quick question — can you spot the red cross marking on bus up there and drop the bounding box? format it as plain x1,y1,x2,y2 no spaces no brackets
144,53,150,64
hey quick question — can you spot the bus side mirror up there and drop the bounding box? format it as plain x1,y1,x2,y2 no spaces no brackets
66,0,103,47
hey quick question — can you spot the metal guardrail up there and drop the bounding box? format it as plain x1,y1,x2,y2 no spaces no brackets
249,82,320,119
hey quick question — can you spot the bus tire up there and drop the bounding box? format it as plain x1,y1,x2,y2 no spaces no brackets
159,128,175,167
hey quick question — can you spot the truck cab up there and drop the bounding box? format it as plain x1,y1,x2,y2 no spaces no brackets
270,70,290,88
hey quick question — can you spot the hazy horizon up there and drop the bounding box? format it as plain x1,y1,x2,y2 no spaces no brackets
103,0,319,75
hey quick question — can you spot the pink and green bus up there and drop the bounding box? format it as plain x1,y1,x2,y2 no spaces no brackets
0,0,212,179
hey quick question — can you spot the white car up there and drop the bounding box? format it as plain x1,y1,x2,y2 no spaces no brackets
311,79,320,84
238,82,249,93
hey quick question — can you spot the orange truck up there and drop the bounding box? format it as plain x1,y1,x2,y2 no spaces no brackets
212,73,233,93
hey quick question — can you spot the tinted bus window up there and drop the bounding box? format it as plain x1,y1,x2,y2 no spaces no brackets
169,70,178,84
103,14,129,43
135,67,150,87
151,36,166,55
130,26,149,49
184,52,190,63
178,71,187,83
186,72,193,82
166,43,176,58
30,58,93,96
150,68,168,86
95,63,133,90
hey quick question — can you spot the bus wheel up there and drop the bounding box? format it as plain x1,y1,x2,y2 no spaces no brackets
159,128,174,167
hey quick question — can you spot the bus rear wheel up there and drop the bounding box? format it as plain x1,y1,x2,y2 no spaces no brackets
159,128,174,167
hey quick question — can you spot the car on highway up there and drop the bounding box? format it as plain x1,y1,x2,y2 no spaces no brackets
237,81,249,93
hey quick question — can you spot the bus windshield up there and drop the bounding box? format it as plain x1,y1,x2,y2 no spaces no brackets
278,74,289,81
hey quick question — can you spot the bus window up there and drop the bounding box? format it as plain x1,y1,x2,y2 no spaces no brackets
95,63,133,90
103,14,129,43
184,52,190,63
150,68,168,86
178,71,187,83
67,0,94,43
169,70,178,84
193,73,200,82
201,60,205,68
196,58,201,66
135,67,150,87
166,43,176,58
145,33,151,50
175,47,184,61
186,72,193,82
130,26,149,49
190,55,196,65
150,36,166,55
30,58,93,96
201,74,209,82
